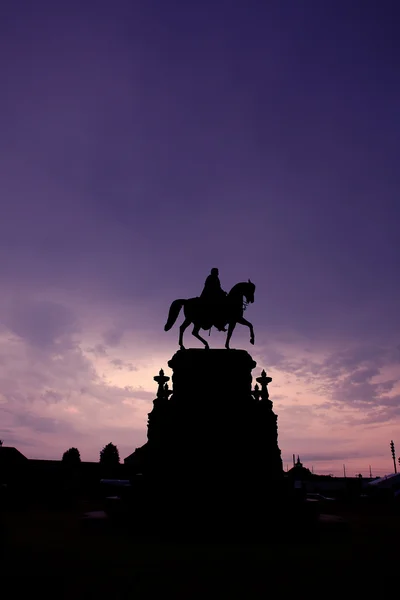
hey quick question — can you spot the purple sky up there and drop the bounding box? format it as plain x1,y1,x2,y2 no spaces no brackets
1,1,400,475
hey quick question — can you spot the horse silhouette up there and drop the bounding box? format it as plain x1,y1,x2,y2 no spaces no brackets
164,280,256,350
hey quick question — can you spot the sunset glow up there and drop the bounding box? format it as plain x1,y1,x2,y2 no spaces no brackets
1,1,399,476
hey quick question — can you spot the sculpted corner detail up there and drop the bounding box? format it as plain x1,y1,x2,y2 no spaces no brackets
164,268,256,350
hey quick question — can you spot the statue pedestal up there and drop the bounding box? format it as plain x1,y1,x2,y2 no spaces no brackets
133,349,288,535
122,349,320,538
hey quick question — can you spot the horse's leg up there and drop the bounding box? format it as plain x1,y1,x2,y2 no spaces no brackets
237,316,255,345
225,322,236,350
179,317,191,350
192,325,210,350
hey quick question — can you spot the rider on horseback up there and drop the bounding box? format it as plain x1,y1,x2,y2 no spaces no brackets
200,268,227,332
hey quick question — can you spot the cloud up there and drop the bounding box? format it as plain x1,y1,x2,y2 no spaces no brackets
11,411,77,435
3,298,78,351
0,295,399,472
110,358,137,372
103,327,124,347
86,345,137,371
41,389,64,404
258,342,400,423
0,296,158,459
0,277,398,470
87,344,108,357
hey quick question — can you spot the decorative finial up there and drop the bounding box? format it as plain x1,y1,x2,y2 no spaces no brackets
256,369,272,402
154,368,170,399
253,383,261,401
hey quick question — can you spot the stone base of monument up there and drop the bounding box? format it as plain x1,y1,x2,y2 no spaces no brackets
122,349,319,541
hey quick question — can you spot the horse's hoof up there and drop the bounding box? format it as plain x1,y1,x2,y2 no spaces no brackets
250,339,254,345
204,345,210,350
180,346,186,351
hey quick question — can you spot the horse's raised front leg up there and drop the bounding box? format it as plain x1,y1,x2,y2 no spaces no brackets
225,322,236,349
179,318,191,350
192,325,210,349
237,316,255,345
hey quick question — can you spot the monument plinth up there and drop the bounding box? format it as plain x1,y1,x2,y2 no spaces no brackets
136,349,283,507
168,348,256,403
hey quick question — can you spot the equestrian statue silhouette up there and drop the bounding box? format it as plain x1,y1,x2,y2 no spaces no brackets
164,269,256,350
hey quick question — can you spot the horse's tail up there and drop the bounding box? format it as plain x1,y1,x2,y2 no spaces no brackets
164,299,186,331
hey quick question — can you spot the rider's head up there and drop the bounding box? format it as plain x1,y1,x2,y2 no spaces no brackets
211,268,219,276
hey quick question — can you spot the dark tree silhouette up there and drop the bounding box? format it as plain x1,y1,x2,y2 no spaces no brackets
100,443,120,466
62,447,81,466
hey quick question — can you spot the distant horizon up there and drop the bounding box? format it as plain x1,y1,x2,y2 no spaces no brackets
2,441,396,480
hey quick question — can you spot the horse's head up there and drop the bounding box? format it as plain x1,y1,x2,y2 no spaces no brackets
245,279,256,304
